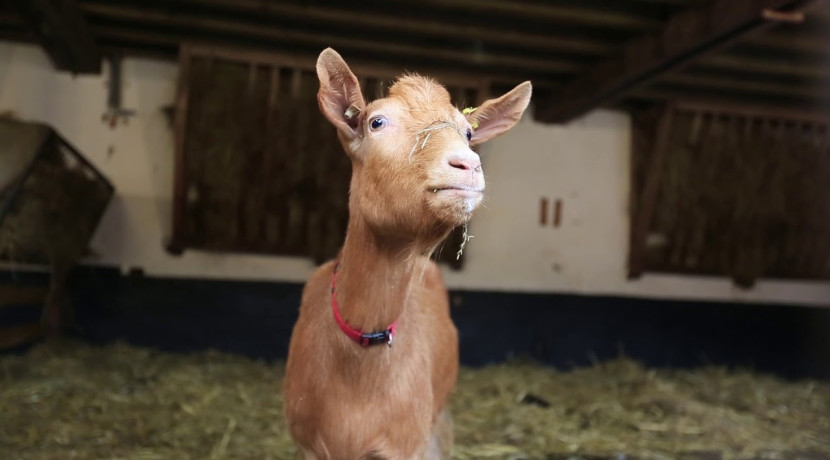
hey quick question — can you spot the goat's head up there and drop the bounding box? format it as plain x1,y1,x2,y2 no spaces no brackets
316,48,531,244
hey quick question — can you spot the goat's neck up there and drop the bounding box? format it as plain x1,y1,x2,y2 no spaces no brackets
335,216,425,333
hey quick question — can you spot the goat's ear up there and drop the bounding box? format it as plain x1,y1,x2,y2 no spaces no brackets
467,81,532,145
316,48,366,140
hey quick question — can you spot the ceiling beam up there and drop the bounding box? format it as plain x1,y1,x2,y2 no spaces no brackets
130,0,612,57
7,0,101,73
86,27,556,90
534,0,819,124
80,6,583,75
746,29,830,54
660,72,830,100
697,52,830,79
379,0,661,30
633,88,830,121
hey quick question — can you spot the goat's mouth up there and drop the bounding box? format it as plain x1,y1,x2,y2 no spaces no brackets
427,185,484,222
428,186,484,195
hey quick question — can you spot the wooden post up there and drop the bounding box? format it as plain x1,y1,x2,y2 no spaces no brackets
167,44,193,255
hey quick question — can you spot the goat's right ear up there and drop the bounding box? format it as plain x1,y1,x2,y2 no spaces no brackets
316,48,366,140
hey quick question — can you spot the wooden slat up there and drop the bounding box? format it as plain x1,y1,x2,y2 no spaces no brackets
167,44,192,255
260,67,280,245
7,0,101,73
535,0,820,124
629,104,675,279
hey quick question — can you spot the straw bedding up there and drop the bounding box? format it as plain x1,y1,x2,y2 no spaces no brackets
1,341,828,460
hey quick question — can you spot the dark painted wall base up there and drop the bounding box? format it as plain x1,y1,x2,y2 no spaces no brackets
2,266,829,380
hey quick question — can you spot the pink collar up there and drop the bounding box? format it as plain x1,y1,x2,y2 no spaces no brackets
331,263,398,347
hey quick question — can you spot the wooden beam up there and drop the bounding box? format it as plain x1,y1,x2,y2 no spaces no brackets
697,52,830,79
632,86,829,113
88,29,531,90
128,0,612,57
7,0,101,73
628,0,695,4
86,18,583,75
535,0,819,124
661,72,830,99
746,30,830,55
674,99,830,124
179,43,490,90
404,0,661,30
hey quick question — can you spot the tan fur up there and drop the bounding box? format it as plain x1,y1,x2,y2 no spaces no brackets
284,48,531,460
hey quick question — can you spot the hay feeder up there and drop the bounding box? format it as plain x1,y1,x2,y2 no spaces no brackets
0,117,114,346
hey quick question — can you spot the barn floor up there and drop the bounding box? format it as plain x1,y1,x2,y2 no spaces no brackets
1,341,828,460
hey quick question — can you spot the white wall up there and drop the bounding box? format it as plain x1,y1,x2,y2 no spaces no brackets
1,41,828,306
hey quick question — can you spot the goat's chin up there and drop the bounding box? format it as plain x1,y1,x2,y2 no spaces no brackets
428,191,482,227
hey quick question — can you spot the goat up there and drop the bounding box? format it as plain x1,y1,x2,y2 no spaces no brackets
284,48,532,460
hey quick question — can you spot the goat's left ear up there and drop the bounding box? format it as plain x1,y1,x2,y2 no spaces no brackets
466,81,532,145
316,48,366,140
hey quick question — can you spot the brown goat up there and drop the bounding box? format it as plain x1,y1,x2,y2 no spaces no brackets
284,48,532,460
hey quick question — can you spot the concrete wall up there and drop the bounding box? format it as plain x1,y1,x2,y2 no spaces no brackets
2,41,828,306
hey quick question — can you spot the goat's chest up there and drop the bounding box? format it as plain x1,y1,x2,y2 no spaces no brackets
289,349,435,458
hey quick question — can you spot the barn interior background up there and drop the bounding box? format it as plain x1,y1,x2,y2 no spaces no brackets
1,0,829,459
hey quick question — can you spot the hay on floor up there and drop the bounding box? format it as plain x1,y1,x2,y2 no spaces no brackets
1,342,828,460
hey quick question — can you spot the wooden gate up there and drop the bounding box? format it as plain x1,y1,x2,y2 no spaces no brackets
169,44,488,267
629,102,830,287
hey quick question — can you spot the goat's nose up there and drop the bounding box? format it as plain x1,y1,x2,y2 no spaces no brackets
448,153,482,173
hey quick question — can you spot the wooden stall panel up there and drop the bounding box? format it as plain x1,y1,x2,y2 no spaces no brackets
630,103,830,286
170,45,486,268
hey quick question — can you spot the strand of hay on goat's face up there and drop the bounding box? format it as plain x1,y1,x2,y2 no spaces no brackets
408,121,466,161
456,224,473,260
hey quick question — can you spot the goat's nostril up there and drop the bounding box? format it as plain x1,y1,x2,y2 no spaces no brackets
449,159,469,171
449,157,481,172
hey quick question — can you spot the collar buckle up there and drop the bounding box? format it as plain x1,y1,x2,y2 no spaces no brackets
360,329,394,347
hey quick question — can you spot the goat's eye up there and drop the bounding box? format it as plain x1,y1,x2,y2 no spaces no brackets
369,116,387,131
466,129,472,141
